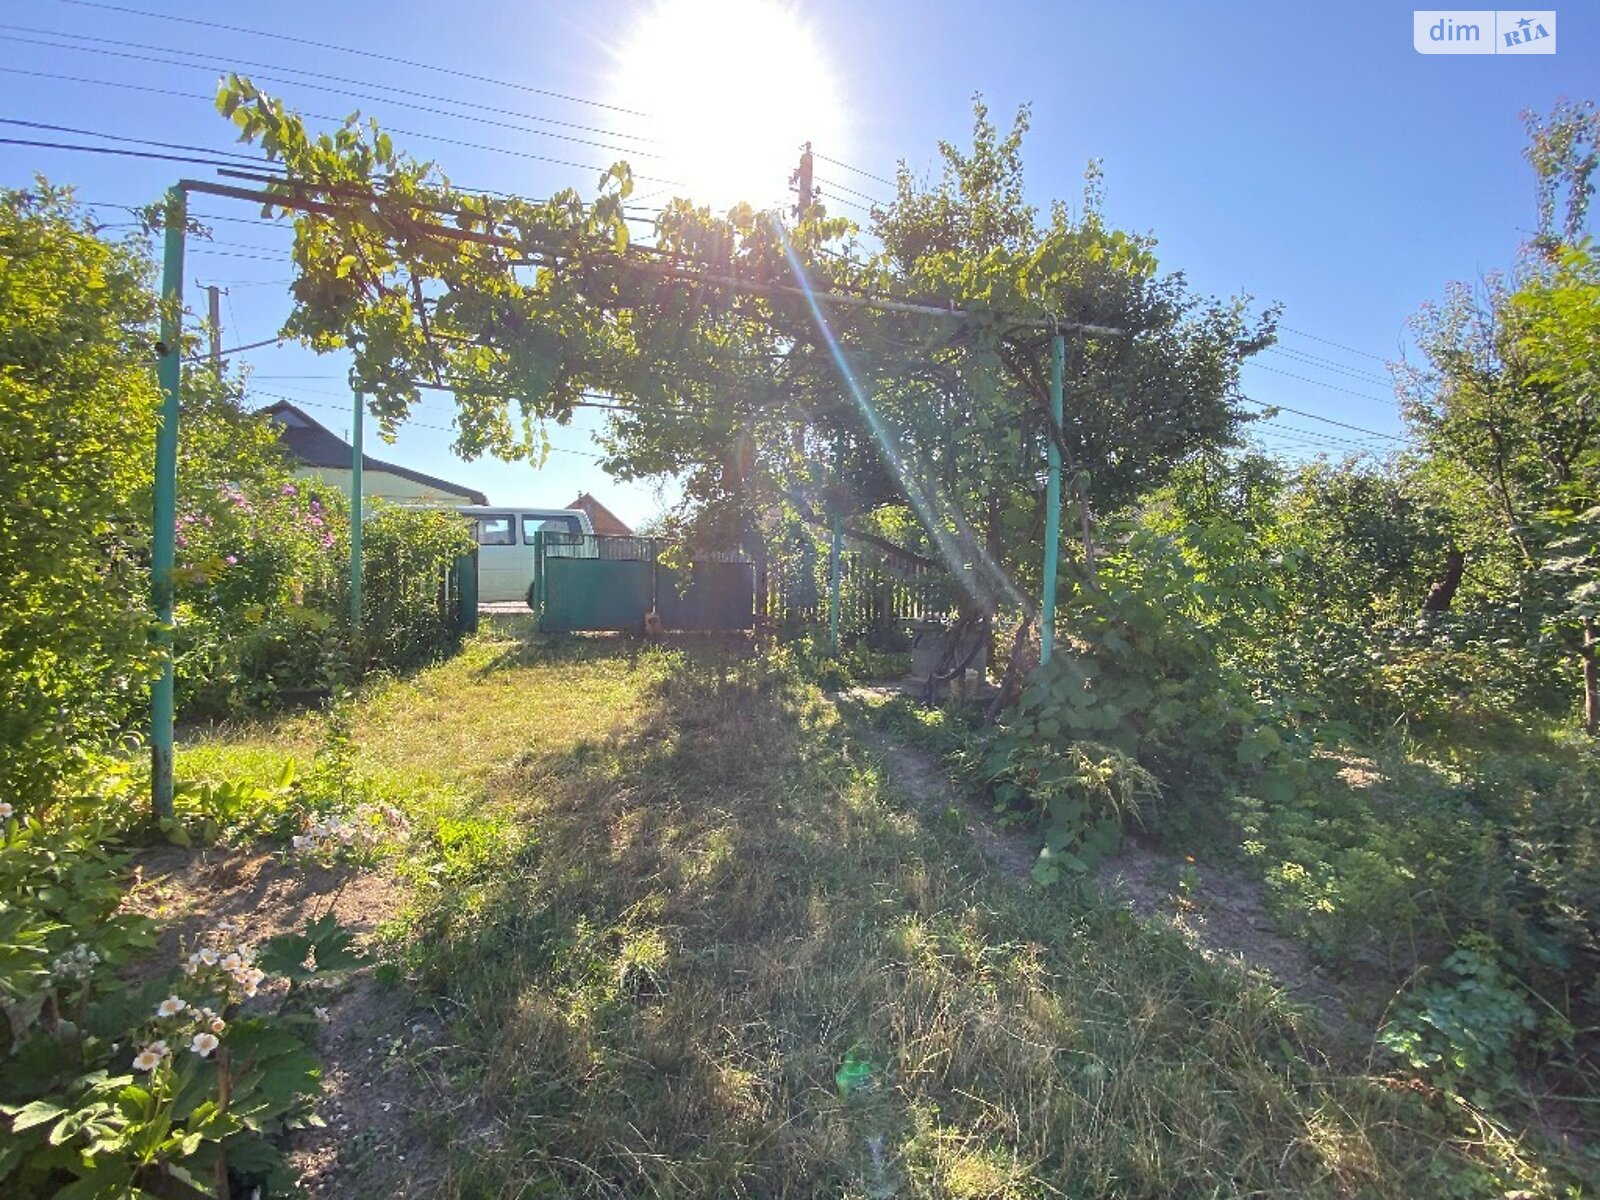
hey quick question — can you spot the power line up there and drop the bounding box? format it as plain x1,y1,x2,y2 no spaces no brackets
188,248,282,263
251,388,609,460
194,278,293,288
0,33,665,161
50,0,650,118
1246,362,1396,406
819,191,875,217
0,67,687,188
812,150,893,188
2,22,656,147
1256,419,1389,450
1261,344,1393,388
0,134,286,173
0,116,271,168
1278,324,1390,363
1237,394,1406,442
815,175,887,207
182,334,284,363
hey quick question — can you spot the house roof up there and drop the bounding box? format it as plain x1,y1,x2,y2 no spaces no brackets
259,401,489,506
566,491,632,536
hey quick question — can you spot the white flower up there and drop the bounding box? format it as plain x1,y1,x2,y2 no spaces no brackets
50,943,101,983
0,801,14,819
189,1032,220,1058
132,1039,169,1071
220,952,242,972
156,995,188,1018
185,948,217,975
209,1016,226,1034
313,1006,332,1024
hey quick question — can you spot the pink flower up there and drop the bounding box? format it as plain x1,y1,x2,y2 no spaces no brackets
226,555,238,565
282,483,298,496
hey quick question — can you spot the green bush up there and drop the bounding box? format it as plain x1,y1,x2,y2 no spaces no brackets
351,503,474,673
1379,935,1542,1102
0,186,161,816
0,812,361,1197
174,495,473,717
172,480,345,717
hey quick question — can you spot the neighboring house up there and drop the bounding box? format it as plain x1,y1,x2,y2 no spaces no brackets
260,401,488,507
566,491,633,537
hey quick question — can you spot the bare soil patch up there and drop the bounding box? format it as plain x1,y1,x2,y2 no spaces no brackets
839,694,1357,1043
124,847,449,1198
1098,836,1356,1041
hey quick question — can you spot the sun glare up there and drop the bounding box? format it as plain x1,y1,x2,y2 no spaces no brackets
609,0,848,213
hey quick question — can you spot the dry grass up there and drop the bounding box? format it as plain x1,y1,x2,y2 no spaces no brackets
180,625,1586,1198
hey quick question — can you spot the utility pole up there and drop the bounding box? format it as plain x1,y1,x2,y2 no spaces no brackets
205,284,224,379
790,141,814,220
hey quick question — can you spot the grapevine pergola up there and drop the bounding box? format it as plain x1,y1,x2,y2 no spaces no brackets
144,81,1270,816
144,168,1117,815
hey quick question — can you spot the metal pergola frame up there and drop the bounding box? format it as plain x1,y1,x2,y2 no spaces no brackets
147,172,1105,816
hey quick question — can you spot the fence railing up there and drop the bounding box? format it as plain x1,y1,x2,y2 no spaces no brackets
523,532,953,635
762,546,955,627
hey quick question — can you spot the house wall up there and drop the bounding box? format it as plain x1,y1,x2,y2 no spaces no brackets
291,466,476,507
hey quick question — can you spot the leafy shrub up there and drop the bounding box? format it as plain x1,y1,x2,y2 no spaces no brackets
351,503,474,672
1379,935,1541,1102
0,803,365,1197
175,494,472,718
983,528,1312,868
980,734,1157,883
173,480,345,717
0,185,161,817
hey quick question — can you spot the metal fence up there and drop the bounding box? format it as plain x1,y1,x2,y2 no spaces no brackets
762,546,954,629
532,534,755,632
527,533,953,638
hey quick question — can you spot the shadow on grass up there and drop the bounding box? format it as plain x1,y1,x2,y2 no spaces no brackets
392,643,1581,1200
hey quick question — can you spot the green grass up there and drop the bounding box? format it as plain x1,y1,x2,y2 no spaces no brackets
179,626,1591,1198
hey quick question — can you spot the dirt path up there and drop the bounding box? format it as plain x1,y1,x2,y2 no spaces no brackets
840,693,1357,1044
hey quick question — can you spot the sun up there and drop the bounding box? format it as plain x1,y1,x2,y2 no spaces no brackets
608,0,848,214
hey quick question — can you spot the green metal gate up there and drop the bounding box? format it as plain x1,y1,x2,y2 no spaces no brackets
532,534,755,633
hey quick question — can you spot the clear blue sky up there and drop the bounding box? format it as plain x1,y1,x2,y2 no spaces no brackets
2,1,1593,525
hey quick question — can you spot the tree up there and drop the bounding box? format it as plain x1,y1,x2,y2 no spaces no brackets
1515,244,1600,729
214,82,1273,658
0,184,162,813
1398,100,1600,728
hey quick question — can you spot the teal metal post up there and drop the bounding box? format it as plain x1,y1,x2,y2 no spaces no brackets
829,510,843,655
349,391,364,630
150,185,186,819
531,530,544,626
455,551,478,634
1040,331,1065,665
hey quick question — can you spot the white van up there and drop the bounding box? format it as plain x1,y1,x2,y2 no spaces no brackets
459,506,595,603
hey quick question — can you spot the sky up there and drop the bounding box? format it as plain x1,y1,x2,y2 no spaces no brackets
1,0,1594,526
